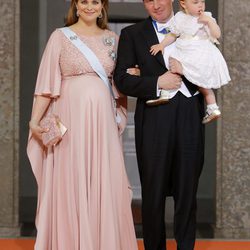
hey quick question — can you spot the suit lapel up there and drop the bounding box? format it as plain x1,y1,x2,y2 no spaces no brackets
140,17,166,68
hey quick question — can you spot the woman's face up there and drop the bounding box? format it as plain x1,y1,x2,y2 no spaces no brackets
181,0,205,17
76,0,103,24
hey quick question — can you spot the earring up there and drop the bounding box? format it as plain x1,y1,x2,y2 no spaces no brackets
76,10,79,17
98,12,103,19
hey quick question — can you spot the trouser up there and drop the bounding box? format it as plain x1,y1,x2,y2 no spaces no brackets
139,93,205,250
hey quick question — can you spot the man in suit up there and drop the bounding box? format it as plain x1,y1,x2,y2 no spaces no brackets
114,0,205,249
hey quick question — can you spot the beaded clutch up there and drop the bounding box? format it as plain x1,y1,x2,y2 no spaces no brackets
40,114,67,147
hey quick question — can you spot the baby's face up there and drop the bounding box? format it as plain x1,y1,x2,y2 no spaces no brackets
181,0,205,17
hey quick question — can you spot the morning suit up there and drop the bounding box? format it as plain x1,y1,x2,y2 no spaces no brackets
114,17,205,250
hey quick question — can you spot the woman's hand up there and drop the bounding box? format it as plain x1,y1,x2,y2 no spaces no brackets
29,95,52,141
126,65,140,76
29,119,48,141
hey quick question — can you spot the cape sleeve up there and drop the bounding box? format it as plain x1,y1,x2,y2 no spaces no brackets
27,29,62,187
34,29,62,97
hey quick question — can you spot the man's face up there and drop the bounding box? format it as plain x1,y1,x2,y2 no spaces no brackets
143,0,173,23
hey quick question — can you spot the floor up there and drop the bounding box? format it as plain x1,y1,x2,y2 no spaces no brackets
1,239,250,250
17,197,250,250
19,197,215,238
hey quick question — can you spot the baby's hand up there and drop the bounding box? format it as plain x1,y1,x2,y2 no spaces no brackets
198,12,213,25
150,44,164,56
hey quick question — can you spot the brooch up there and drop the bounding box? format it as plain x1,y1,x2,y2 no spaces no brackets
108,50,116,61
103,36,115,46
103,36,116,61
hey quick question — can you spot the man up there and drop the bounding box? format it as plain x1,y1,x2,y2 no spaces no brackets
114,0,205,250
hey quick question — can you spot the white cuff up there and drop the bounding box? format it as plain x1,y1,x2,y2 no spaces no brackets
157,84,161,97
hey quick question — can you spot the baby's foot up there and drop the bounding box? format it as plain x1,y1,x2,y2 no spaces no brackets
202,105,221,124
146,90,170,106
169,57,183,75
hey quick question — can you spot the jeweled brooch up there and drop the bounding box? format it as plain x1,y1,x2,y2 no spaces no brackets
103,36,116,61
103,36,115,46
108,50,116,61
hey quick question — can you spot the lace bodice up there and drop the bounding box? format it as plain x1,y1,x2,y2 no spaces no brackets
34,28,118,97
58,29,117,79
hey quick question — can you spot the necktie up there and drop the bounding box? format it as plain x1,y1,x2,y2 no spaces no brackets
152,20,171,34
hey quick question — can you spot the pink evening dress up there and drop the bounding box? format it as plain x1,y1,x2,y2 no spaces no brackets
27,28,138,250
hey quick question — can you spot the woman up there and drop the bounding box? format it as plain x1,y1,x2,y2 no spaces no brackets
27,0,138,249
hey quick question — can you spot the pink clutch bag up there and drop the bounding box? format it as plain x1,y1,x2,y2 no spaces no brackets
40,113,67,147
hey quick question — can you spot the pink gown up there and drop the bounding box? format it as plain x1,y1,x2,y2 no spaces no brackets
27,29,137,250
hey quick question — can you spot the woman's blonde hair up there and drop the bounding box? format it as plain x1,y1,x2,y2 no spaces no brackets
65,0,109,29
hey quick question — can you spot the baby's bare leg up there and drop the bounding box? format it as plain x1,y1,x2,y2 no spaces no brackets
198,87,216,105
199,87,221,124
169,57,183,75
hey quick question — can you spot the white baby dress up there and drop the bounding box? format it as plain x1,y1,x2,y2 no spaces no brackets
169,11,231,89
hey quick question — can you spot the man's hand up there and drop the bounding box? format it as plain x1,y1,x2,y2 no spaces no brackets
157,71,182,90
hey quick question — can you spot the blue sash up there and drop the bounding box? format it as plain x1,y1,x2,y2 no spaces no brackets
60,27,121,123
